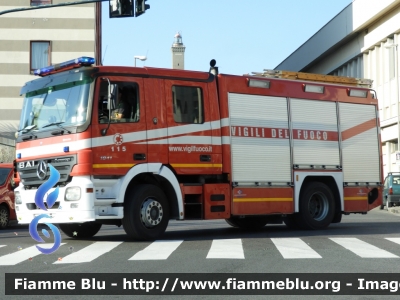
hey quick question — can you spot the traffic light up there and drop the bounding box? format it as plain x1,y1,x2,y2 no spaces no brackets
135,0,150,17
109,0,134,18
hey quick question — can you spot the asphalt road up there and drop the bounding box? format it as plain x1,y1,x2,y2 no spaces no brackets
1,207,400,300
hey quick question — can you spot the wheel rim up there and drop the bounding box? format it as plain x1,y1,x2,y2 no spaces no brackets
140,198,163,228
308,192,329,221
0,208,9,227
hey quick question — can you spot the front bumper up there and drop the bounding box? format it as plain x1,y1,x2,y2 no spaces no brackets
15,176,96,224
387,195,400,204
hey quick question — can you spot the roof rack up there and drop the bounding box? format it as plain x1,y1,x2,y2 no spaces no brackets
250,69,373,88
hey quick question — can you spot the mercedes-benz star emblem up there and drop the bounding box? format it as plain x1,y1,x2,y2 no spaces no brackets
37,160,48,180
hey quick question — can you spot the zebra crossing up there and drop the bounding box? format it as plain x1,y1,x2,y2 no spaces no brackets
1,237,400,266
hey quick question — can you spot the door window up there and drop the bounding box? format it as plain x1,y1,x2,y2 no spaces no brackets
172,86,203,124
98,81,139,123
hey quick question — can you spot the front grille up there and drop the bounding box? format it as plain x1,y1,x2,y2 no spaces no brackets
17,155,77,187
27,202,61,210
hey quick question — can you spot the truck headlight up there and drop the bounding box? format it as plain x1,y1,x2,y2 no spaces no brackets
15,191,22,204
65,187,81,201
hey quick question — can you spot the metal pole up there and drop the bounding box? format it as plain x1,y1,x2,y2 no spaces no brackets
395,43,399,170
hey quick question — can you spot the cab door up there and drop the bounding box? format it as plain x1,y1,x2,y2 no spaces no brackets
164,80,216,175
91,76,147,175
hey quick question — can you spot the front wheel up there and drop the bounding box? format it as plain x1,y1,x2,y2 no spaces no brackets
122,184,169,240
0,205,10,229
59,222,102,238
297,182,335,230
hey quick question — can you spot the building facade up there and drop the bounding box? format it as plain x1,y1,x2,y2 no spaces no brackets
171,32,185,69
275,0,400,177
0,0,96,162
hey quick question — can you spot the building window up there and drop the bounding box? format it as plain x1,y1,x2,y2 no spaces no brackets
388,46,395,80
31,0,52,6
30,41,50,73
172,86,203,124
390,140,398,153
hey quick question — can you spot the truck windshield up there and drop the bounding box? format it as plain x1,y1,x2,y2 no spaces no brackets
19,78,92,132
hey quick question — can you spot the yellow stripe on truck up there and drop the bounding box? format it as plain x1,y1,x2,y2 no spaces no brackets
171,164,223,168
233,198,293,203
93,164,136,168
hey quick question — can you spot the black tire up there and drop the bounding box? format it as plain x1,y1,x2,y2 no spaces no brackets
122,184,169,240
283,214,299,229
331,210,342,223
225,216,269,230
59,222,102,238
0,205,9,229
297,182,335,230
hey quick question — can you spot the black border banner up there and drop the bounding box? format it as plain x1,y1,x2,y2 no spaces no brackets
5,273,400,295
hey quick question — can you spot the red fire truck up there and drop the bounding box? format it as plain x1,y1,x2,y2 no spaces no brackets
14,57,382,240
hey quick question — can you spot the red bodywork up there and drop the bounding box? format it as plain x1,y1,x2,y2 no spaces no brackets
0,163,18,226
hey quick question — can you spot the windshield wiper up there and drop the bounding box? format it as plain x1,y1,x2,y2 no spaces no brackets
18,124,37,133
42,121,65,128
42,122,72,134
18,125,38,141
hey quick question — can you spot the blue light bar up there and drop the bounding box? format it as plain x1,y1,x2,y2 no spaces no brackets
34,57,95,76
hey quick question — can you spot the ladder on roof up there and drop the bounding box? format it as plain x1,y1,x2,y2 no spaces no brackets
250,69,373,88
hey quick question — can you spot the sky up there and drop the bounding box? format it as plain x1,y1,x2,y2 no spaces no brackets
101,0,353,76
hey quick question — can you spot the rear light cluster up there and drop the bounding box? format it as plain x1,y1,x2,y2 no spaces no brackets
389,187,393,195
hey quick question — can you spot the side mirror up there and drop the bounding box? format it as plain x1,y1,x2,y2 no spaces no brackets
10,177,19,190
101,78,112,136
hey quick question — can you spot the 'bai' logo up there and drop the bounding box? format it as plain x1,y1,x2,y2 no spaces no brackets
29,163,62,254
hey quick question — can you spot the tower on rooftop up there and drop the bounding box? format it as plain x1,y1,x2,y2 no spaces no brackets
171,32,185,69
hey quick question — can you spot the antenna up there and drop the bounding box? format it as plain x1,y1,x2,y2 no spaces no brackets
102,45,108,65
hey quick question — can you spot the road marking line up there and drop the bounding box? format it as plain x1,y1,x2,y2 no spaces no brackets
54,241,123,264
0,243,66,266
129,240,183,260
385,238,400,245
271,238,322,259
206,239,245,259
0,245,5,249
330,238,398,258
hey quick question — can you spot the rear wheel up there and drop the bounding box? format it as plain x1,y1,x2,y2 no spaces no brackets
59,222,102,238
225,216,269,230
297,182,335,230
283,214,299,229
122,184,169,240
0,205,10,229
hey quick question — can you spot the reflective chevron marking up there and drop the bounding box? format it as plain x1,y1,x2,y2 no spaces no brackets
54,242,123,264
206,239,245,259
271,238,322,259
330,238,398,258
0,243,66,266
129,240,184,260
